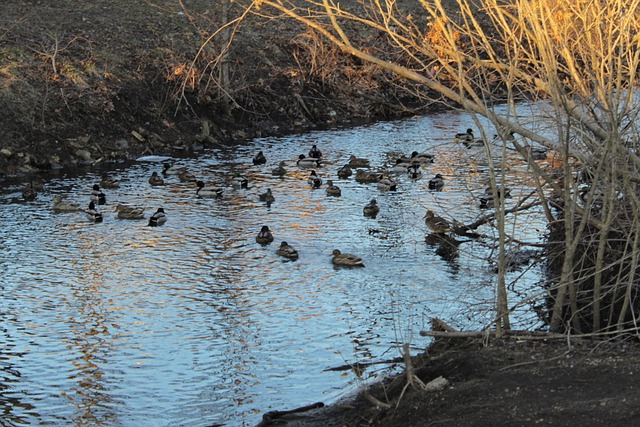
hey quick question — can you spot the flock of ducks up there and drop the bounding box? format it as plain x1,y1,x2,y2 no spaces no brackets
45,128,502,266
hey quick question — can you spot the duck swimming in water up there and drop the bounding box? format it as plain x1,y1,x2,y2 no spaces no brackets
256,225,274,244
276,241,299,260
424,210,450,234
231,173,249,189
148,208,167,226
52,196,81,212
90,184,106,205
308,144,322,159
363,199,380,218
428,174,445,191
377,176,398,191
325,180,341,196
348,155,370,168
149,171,165,186
297,154,321,168
407,163,422,179
253,151,267,165
308,170,323,189
86,201,103,223
337,164,353,179
331,249,365,267
272,161,287,177
100,176,120,189
259,188,275,204
115,204,145,220
196,180,224,198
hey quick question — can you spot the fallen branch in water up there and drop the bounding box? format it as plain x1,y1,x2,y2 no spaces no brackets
255,401,325,426
323,357,403,372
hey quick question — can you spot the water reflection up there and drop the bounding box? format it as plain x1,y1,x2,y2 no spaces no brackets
0,105,552,426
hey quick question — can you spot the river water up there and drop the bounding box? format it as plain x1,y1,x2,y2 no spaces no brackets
0,105,551,426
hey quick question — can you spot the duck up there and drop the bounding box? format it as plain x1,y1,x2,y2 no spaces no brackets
479,194,495,209
21,183,38,201
355,169,383,183
331,249,365,267
424,210,450,234
115,204,145,219
86,201,104,223
363,199,380,218
297,154,321,168
348,155,370,168
337,164,353,179
454,128,475,143
272,161,287,177
178,169,196,183
196,180,224,198
463,138,484,148
276,241,299,260
52,196,81,212
231,173,249,189
408,151,434,164
308,144,323,159
100,176,120,189
149,171,165,186
391,158,411,173
377,176,398,191
308,170,323,189
525,146,548,161
90,184,106,205
256,225,274,244
162,163,182,176
148,208,167,226
259,188,275,204
407,163,423,179
428,174,445,191
325,180,341,196
253,151,267,165
485,185,512,199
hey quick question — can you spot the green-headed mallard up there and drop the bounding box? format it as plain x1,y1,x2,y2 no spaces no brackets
148,208,167,226
196,180,224,198
355,169,383,183
391,158,410,173
409,151,434,164
377,176,398,191
272,161,287,177
256,225,274,244
325,180,341,196
308,170,323,189
231,173,249,189
297,154,321,169
424,210,450,234
276,241,299,260
100,176,120,189
86,201,103,223
259,188,275,204
363,199,380,218
454,128,475,143
253,151,267,165
308,144,322,159
162,163,181,176
337,164,352,179
90,184,106,205
115,203,145,219
331,249,365,267
149,171,165,186
52,196,81,212
428,174,444,191
348,155,370,168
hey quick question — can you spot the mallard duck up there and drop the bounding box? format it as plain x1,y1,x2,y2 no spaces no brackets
162,163,181,176
21,183,37,201
276,241,299,260
90,184,106,205
363,199,380,218
100,176,120,189
149,171,165,186
196,180,224,198
407,151,434,164
52,196,81,212
178,169,196,183
485,185,511,199
428,174,445,191
259,188,275,204
325,180,341,196
454,128,475,143
391,158,411,174
479,194,495,209
148,208,167,226
348,155,370,168
308,170,323,189
272,161,287,177
253,151,267,165
256,225,274,244
463,138,484,148
308,144,322,159
115,204,145,219
377,176,398,191
297,154,321,168
337,164,353,179
86,201,103,223
424,210,450,234
231,173,249,189
355,169,383,183
525,146,548,161
407,164,422,179
331,249,365,267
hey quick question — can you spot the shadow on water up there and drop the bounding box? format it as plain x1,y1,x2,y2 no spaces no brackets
0,105,552,426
